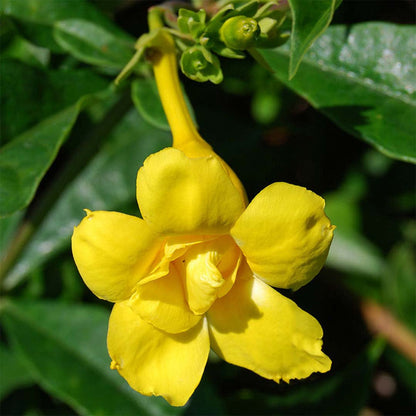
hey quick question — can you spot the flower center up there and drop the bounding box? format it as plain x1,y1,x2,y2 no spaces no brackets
174,235,241,315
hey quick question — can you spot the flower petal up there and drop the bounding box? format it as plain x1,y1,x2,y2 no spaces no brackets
136,148,246,235
231,182,334,290
178,236,241,314
129,267,201,334
207,266,331,382
108,301,210,407
71,210,162,302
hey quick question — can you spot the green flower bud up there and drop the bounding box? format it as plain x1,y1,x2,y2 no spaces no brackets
220,15,260,50
180,46,223,84
178,9,206,39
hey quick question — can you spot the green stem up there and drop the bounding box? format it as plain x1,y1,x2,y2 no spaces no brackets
148,6,165,31
0,92,132,291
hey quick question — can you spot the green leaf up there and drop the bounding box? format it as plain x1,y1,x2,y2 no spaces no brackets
0,0,119,28
131,78,170,131
0,15,16,48
0,344,34,400
0,90,108,218
1,36,50,68
382,242,416,330
1,0,127,52
1,299,179,415
9,19,65,53
0,59,108,144
258,23,416,162
326,232,386,279
325,200,386,279
131,78,198,132
287,0,337,78
323,164,386,278
3,109,170,290
53,19,134,69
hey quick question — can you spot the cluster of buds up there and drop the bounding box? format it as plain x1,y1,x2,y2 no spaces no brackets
115,1,290,87
176,0,290,83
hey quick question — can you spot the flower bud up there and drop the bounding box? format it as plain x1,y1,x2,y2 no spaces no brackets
220,16,260,51
180,45,223,84
177,8,206,39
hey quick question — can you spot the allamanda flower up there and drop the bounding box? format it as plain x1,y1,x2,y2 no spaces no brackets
71,23,334,407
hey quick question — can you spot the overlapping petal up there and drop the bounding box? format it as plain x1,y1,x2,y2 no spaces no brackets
129,267,201,334
107,302,210,407
207,263,331,382
71,210,163,302
136,148,246,235
231,182,334,290
177,236,241,314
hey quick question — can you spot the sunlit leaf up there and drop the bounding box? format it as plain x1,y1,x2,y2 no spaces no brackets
259,23,416,162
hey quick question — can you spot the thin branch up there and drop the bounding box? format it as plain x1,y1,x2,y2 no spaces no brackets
361,299,416,364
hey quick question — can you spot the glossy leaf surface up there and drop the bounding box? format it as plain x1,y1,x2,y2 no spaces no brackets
259,23,416,162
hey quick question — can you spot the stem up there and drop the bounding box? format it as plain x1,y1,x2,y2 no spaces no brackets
147,7,212,157
165,28,194,42
361,299,416,364
0,222,34,288
0,92,131,291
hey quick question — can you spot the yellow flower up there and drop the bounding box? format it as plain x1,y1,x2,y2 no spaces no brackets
71,28,334,407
